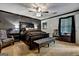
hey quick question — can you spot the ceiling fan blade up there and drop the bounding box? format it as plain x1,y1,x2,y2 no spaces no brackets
42,11,49,13
28,8,37,12
31,3,38,9
29,10,33,12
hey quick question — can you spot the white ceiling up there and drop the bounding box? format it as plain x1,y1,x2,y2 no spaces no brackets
0,3,79,20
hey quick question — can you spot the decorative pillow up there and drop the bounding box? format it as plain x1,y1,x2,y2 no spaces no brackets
0,30,7,39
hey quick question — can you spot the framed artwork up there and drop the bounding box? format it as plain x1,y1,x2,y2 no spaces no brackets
42,22,47,29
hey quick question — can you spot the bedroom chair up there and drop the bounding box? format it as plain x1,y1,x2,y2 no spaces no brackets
53,29,59,40
0,30,14,53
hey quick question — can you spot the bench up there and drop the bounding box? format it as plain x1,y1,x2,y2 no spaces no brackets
34,37,55,53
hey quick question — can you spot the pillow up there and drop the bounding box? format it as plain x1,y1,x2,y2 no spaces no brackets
26,28,34,31
26,28,29,30
0,30,7,39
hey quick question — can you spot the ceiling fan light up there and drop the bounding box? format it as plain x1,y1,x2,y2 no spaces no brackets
36,12,42,17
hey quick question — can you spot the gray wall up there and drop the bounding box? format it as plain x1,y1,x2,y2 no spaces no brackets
75,14,79,44
20,16,41,29
41,11,79,44
0,15,15,29
0,11,41,30
41,11,79,37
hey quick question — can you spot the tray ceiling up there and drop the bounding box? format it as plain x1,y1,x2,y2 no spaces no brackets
0,3,79,20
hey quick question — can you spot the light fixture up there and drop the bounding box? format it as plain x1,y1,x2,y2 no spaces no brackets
29,3,48,17
34,24,38,29
35,7,42,17
15,25,19,29
36,12,42,17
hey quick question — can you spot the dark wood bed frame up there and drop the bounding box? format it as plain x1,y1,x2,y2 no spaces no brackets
19,22,49,49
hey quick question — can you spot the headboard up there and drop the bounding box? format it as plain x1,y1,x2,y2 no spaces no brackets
19,22,34,32
20,22,34,28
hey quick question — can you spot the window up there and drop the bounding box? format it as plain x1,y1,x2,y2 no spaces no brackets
42,22,47,29
60,16,72,36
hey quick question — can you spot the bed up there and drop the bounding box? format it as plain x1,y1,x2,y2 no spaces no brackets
19,22,49,49
21,29,49,49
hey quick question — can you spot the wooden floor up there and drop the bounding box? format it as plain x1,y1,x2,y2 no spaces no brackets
1,40,79,56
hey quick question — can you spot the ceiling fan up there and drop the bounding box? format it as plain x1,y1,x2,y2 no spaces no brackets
28,3,57,17
28,3,49,13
